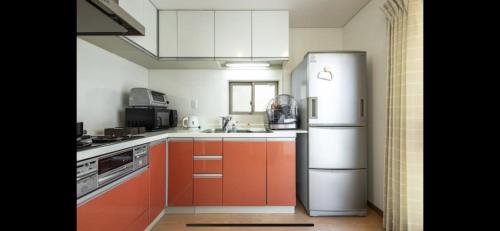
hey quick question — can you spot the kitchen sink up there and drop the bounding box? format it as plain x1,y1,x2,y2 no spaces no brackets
228,129,253,133
201,128,226,133
202,128,270,133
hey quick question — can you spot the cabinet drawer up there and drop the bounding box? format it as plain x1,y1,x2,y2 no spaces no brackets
194,139,222,155
193,177,222,206
193,158,222,174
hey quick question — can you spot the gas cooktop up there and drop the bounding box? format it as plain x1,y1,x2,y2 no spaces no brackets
77,135,145,152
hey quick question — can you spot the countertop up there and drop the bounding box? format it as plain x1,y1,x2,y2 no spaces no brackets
77,127,308,161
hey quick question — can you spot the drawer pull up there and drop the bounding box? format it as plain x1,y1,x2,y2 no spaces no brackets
193,156,223,160
193,174,223,179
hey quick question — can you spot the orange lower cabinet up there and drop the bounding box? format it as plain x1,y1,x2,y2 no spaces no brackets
194,138,222,155
124,210,149,231
149,141,166,222
77,169,149,231
267,139,296,206
223,139,267,206
193,176,223,206
168,138,193,206
193,158,223,173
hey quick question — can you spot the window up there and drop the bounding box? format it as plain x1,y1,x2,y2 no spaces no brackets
229,81,278,114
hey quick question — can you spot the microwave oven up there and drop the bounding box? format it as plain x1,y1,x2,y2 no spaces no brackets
125,107,177,131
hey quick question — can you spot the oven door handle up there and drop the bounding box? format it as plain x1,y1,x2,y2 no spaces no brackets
98,165,133,184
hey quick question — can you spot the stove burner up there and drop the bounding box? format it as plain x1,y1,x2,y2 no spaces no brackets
91,136,128,143
77,141,92,147
77,135,146,151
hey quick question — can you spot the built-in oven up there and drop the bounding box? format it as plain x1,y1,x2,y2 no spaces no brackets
77,144,149,200
97,148,134,186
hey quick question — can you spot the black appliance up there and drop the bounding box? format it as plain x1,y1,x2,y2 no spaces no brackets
77,122,84,138
77,135,145,152
125,106,177,131
169,109,178,128
104,127,146,136
77,122,92,148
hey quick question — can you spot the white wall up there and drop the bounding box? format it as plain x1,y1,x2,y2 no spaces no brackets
283,28,344,93
343,0,388,211
77,16,387,212
148,69,283,128
77,38,148,135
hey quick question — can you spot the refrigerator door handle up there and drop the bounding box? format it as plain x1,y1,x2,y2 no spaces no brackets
309,97,318,119
361,99,365,117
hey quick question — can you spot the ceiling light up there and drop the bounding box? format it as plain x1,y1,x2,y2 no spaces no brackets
225,62,270,68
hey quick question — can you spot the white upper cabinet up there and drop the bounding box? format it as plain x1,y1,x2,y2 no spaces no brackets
215,11,251,58
142,0,157,55
109,7,289,61
120,0,157,56
252,11,289,58
159,11,177,57
177,11,215,58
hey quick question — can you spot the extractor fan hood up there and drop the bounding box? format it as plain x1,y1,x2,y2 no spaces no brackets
77,0,144,36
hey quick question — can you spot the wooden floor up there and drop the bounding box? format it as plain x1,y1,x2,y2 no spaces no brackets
152,202,384,231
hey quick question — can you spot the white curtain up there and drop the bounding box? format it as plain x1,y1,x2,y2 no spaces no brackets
381,0,423,231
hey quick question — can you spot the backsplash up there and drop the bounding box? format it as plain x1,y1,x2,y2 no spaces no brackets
77,38,148,135
148,69,283,129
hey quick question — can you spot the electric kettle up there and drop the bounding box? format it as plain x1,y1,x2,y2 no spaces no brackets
182,116,200,129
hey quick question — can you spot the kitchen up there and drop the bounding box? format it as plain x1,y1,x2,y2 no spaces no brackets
77,0,423,231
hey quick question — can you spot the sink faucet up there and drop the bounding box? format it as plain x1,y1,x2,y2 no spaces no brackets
221,116,232,132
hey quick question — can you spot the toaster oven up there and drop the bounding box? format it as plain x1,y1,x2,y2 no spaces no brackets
129,88,169,107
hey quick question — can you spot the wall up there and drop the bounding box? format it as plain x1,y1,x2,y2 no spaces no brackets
77,38,148,135
282,28,344,94
343,0,388,211
148,69,283,128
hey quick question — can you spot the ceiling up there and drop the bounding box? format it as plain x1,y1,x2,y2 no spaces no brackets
149,0,371,28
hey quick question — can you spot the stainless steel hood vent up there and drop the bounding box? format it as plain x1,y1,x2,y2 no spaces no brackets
77,0,145,36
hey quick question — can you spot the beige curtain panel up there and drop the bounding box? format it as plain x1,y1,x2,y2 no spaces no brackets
381,0,423,231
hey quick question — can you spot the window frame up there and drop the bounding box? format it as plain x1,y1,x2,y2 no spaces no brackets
229,81,279,115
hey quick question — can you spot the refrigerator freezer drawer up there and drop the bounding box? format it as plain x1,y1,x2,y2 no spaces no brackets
309,169,367,214
309,127,367,169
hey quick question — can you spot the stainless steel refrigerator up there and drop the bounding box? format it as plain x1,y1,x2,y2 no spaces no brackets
292,51,367,216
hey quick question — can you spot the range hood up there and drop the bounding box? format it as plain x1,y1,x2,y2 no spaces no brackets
77,0,144,36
